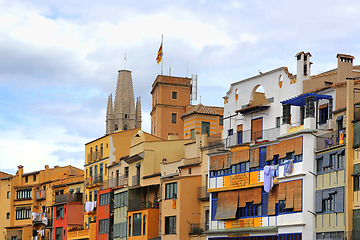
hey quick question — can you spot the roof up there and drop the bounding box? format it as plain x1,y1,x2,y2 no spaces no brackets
281,93,332,106
181,103,220,119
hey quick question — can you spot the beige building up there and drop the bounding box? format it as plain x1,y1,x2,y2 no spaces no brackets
5,165,83,240
0,171,13,240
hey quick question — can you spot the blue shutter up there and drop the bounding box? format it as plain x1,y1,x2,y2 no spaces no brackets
335,187,344,213
315,190,323,213
322,154,330,168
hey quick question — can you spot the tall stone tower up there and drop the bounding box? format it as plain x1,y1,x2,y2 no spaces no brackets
106,70,142,134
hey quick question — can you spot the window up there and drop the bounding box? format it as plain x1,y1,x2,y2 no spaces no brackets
6,212,10,219
33,175,36,181
190,129,195,139
76,188,80,193
16,208,30,220
228,129,233,136
94,190,97,201
276,117,281,128
171,113,177,124
100,163,103,177
165,216,176,234
201,121,210,136
172,91,177,99
125,167,129,178
55,227,63,240
89,167,93,177
25,176,28,183
219,115,223,125
165,182,177,199
7,191,10,199
128,216,131,236
99,193,110,206
322,193,336,213
99,219,109,234
319,106,328,124
56,206,63,219
89,191,92,202
133,213,142,236
238,202,261,218
355,175,360,191
16,189,32,199
211,193,218,220
143,215,146,235
125,114,128,119
114,191,128,208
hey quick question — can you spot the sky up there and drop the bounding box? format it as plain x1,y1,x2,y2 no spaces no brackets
1,0,360,174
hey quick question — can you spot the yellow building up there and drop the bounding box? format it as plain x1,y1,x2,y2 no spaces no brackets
5,165,83,240
0,171,13,240
84,128,161,229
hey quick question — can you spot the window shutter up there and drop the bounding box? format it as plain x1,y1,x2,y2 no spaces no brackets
238,189,246,208
322,154,330,168
231,149,250,165
286,138,295,154
268,185,277,215
335,187,344,213
294,137,303,155
293,180,302,211
278,182,286,201
353,164,360,176
223,154,231,169
214,191,238,220
250,148,259,168
266,145,274,161
279,141,287,158
315,190,323,213
253,187,262,204
285,181,294,209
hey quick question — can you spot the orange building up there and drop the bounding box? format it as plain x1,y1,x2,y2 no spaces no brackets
150,75,192,139
181,103,224,139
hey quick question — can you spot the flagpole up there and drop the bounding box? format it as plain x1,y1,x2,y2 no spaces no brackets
161,34,163,75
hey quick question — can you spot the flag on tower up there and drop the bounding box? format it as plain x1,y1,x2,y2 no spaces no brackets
156,41,163,64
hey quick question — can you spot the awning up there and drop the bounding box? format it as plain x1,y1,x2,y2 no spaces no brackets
237,105,270,115
215,191,238,220
336,115,343,122
281,93,332,106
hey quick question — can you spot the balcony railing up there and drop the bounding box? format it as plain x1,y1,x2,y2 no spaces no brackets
87,149,103,163
224,127,280,148
316,129,345,151
131,174,140,187
68,228,89,240
33,212,49,225
55,193,83,204
85,175,103,187
128,197,159,211
197,186,209,201
36,190,46,200
189,222,208,235
103,176,128,189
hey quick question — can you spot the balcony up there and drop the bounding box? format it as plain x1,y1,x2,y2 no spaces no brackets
87,149,103,163
128,197,159,211
103,176,128,188
197,186,209,201
36,190,46,200
55,193,83,204
85,175,103,187
68,228,89,240
189,222,208,235
33,212,49,225
131,174,140,187
316,129,345,152
224,127,280,148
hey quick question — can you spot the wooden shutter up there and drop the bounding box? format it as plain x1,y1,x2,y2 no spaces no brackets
223,154,231,169
215,191,238,220
266,145,274,161
240,149,250,163
293,180,302,211
210,155,225,171
246,188,254,203
279,141,287,158
252,118,263,140
250,148,259,168
231,149,249,165
286,138,295,153
238,189,246,208
294,137,303,155
285,181,294,209
253,187,262,204
278,182,286,201
237,124,243,132
268,185,277,215
273,143,279,155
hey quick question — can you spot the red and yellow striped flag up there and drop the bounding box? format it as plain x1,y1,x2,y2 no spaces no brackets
156,42,163,64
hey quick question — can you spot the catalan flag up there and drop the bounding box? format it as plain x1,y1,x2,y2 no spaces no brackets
156,42,163,64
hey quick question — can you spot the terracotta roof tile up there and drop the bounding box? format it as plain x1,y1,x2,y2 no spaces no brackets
181,103,220,119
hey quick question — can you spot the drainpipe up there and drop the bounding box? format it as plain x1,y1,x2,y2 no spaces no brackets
345,77,354,240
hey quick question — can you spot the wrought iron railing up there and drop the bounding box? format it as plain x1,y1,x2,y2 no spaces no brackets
36,190,46,200
189,223,207,235
55,193,83,204
85,175,103,187
103,176,128,189
131,174,140,187
87,149,103,163
128,197,159,211
316,129,345,151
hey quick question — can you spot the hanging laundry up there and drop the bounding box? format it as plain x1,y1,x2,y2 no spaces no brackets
264,165,273,193
283,159,293,176
42,216,48,226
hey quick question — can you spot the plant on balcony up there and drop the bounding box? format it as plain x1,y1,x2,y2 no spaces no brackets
190,226,203,235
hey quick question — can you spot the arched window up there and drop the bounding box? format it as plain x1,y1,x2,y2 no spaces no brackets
124,124,128,130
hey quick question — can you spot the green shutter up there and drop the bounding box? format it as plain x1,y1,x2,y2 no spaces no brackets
353,164,360,176
354,121,360,148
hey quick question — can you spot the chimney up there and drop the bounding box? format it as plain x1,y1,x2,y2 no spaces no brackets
17,165,24,176
295,51,311,82
337,54,354,83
